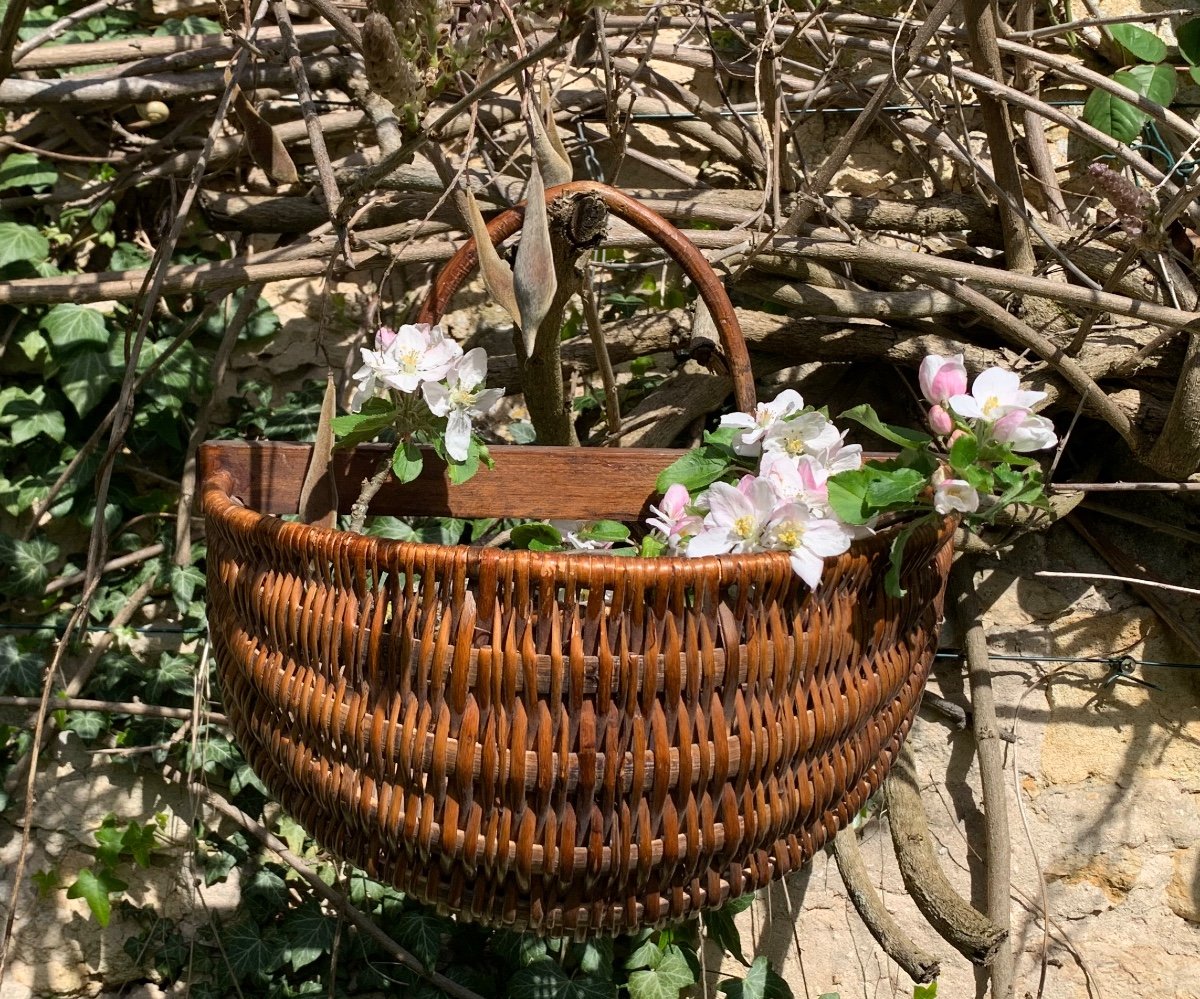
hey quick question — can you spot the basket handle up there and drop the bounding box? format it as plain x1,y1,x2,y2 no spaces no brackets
416,180,757,413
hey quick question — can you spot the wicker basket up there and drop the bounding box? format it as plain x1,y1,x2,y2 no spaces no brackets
201,182,955,938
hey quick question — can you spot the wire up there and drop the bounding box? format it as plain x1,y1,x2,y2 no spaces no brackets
935,650,1200,671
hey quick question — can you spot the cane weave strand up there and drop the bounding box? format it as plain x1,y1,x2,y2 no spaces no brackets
203,469,954,936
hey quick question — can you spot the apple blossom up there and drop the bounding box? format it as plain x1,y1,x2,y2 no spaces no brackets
719,389,805,456
947,367,1046,424
686,478,778,557
646,484,701,546
762,410,842,460
422,347,504,462
991,409,1058,452
932,477,980,515
919,353,968,405
378,323,462,395
762,503,854,590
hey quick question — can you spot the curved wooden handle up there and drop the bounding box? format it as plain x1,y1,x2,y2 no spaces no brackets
416,180,757,414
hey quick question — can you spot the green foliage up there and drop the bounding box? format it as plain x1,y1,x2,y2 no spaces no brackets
0,153,57,192
718,956,793,999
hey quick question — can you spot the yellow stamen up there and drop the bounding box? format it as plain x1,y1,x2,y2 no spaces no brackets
733,515,756,539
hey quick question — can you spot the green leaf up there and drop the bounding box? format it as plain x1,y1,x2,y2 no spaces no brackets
121,821,158,868
0,386,64,444
63,710,106,741
58,347,118,417
41,304,110,350
230,763,269,796
66,867,128,927
948,434,979,476
169,563,206,613
0,222,50,267
386,440,422,485
1082,84,1146,144
655,447,732,493
511,522,563,550
508,963,615,999
1108,23,1168,63
718,956,793,999
704,906,749,966
864,467,926,509
394,908,449,968
0,153,57,192
577,520,631,543
330,398,397,443
492,929,549,968
884,520,926,599
509,420,537,443
447,438,488,485
1121,64,1177,107
1180,19,1200,66
145,652,194,703
0,637,42,696
912,983,938,999
640,534,668,557
242,866,289,923
0,536,58,596
280,901,337,971
628,946,695,999
222,915,284,981
839,404,932,449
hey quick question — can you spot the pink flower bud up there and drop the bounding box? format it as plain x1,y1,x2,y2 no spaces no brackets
919,353,968,405
928,404,954,436
948,429,968,447
375,326,397,351
991,408,1028,443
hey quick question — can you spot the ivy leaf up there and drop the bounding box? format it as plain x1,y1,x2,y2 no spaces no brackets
145,652,194,703
1083,80,1147,144
838,404,931,450
392,441,424,484
655,447,732,493
1108,23,1167,63
0,222,50,267
41,304,110,351
912,983,938,999
394,908,449,969
241,866,289,923
66,867,128,927
718,956,793,999
230,763,269,797
0,153,57,192
1121,63,1177,108
0,536,59,597
280,900,337,971
703,906,749,966
492,929,549,968
63,710,106,741
169,563,206,613
121,821,158,868
221,915,284,981
0,637,43,696
508,963,615,999
627,946,695,999
2,387,65,444
58,347,118,417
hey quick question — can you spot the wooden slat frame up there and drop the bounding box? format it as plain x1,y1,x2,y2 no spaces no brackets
199,440,683,519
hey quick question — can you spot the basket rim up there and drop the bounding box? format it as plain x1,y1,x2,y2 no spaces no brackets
201,456,957,581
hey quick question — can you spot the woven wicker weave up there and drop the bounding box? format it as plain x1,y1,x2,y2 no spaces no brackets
201,182,955,937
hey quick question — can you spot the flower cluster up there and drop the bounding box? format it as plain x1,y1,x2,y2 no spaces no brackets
338,323,501,477
645,353,1059,594
644,392,861,588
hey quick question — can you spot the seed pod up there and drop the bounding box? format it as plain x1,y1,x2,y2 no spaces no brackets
362,12,407,104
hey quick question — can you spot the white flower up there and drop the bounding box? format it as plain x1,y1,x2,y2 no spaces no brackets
685,478,777,557
550,520,612,550
378,323,461,394
422,347,503,461
762,503,854,590
762,410,842,459
646,484,701,548
991,409,1058,452
947,367,1046,424
809,437,863,474
720,389,805,456
347,323,461,412
760,451,830,514
933,477,980,515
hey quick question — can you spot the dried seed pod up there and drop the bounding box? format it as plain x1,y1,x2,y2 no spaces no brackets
361,12,407,104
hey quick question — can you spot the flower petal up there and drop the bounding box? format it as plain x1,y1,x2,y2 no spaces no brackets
445,409,472,462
